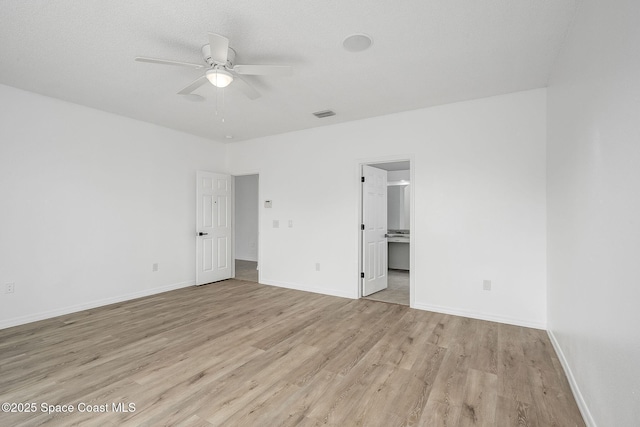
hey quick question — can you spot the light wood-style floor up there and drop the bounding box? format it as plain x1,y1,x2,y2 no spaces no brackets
363,269,410,306
0,279,584,426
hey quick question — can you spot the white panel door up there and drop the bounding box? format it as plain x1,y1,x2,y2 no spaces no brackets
362,165,388,296
196,171,232,285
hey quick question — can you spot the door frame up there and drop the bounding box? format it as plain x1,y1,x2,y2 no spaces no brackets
232,172,261,283
357,156,414,307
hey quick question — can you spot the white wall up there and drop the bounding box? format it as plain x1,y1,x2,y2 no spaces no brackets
0,84,226,328
227,88,547,328
546,0,640,425
234,174,259,261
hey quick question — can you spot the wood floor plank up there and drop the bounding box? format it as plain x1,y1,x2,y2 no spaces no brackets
305,352,387,423
0,280,585,426
496,395,540,427
497,324,534,404
275,370,341,427
331,362,398,426
388,343,447,425
469,321,499,375
198,345,320,425
458,369,498,427
427,314,463,349
426,342,471,411
420,399,462,427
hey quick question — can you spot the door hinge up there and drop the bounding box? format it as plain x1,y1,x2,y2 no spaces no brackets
361,224,365,230
361,176,365,183
361,272,365,278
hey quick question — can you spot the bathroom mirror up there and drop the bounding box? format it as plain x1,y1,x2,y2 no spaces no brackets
387,184,410,230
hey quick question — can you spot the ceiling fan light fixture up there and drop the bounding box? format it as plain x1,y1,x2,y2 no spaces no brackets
206,69,233,88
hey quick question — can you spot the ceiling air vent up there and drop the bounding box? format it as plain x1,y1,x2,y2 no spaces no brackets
312,110,336,118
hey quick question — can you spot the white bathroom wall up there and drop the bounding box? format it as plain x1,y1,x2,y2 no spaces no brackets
234,174,259,261
546,0,640,425
227,88,547,328
0,84,226,328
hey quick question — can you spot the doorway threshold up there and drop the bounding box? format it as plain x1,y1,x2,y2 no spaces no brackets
362,269,409,306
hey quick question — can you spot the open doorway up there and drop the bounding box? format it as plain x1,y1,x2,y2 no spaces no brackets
234,174,259,283
360,160,411,306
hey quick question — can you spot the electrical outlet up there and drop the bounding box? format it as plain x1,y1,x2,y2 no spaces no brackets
315,263,320,271
152,263,159,272
483,280,491,291
288,220,293,228
5,283,15,294
273,220,279,228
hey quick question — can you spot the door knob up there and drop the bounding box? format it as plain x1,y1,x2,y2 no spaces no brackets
198,232,208,236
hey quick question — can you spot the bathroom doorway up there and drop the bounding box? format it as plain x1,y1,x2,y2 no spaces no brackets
234,174,259,283
360,160,411,306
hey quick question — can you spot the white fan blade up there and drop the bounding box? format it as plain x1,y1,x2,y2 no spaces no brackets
177,76,209,95
232,75,261,100
233,64,293,76
135,57,204,69
208,33,229,64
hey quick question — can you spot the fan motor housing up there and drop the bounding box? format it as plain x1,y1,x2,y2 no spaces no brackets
201,44,236,67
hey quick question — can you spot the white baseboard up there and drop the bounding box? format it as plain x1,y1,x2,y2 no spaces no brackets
258,281,544,329
0,280,194,330
260,278,356,299
547,330,597,427
412,302,546,329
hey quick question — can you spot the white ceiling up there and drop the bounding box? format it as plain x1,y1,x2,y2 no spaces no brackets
371,161,411,172
0,0,576,143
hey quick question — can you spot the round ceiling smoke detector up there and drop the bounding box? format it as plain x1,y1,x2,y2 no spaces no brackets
342,33,373,52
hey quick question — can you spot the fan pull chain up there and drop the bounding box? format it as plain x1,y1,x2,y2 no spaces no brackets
214,85,226,123
215,84,219,117
221,88,225,123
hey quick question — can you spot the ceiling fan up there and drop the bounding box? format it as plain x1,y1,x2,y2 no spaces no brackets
135,33,293,100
